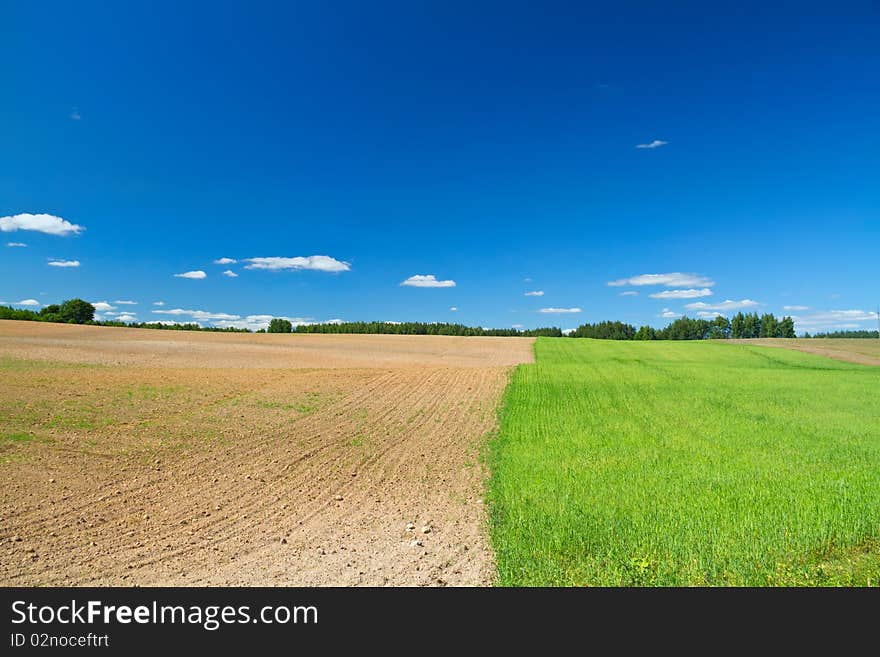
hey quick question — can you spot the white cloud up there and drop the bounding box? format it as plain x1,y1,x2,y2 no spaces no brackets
244,256,350,273
539,307,582,314
607,273,714,288
561,328,576,335
400,274,456,288
6,242,27,247
685,299,760,311
115,313,137,322
213,314,314,331
222,270,238,278
636,139,668,149
69,107,81,121
114,300,138,305
650,288,713,300
512,323,524,329
524,290,544,297
783,305,810,311
449,306,459,311
789,309,879,332
153,301,165,306
214,257,237,265
523,277,533,283
153,308,240,321
696,311,723,318
174,270,207,279
0,213,85,236
11,299,41,307
91,301,115,312
47,259,80,267
326,319,345,325
619,291,639,296
659,308,680,318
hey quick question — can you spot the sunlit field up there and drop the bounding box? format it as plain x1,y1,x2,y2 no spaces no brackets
489,338,880,586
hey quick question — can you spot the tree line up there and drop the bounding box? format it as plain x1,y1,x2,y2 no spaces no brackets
804,329,879,339
280,320,564,337
569,313,796,341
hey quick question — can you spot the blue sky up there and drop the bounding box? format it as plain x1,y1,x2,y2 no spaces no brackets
2,1,878,333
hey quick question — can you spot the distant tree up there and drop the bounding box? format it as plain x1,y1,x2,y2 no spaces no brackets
39,304,61,316
59,299,95,324
776,316,796,338
742,312,760,339
657,317,711,340
569,321,637,340
759,313,778,338
634,325,657,340
808,329,880,338
267,318,293,333
708,315,731,339
730,312,745,339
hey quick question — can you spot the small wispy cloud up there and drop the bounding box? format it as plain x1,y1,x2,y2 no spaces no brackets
685,299,760,311
539,307,582,314
153,308,239,321
6,242,27,247
6,299,41,307
449,306,459,311
0,213,85,236
91,301,115,312
174,270,207,279
619,291,639,296
512,323,524,329
608,273,714,288
401,274,456,288
115,313,137,322
153,301,165,306
214,257,237,265
783,305,810,312
69,107,81,121
788,309,879,332
524,290,544,297
114,300,138,305
222,270,238,278
523,277,533,283
244,256,350,272
48,259,80,268
696,311,723,318
659,308,680,318
636,139,667,149
650,288,713,300
213,315,315,331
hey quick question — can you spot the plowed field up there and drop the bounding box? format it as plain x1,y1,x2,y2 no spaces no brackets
0,321,533,586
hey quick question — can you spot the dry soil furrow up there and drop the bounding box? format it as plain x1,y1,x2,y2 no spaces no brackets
2,366,507,586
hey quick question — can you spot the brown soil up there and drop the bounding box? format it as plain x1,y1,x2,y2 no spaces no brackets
730,338,880,367
0,320,532,368
0,321,534,586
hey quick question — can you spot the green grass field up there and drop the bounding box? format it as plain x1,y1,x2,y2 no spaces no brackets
488,338,880,586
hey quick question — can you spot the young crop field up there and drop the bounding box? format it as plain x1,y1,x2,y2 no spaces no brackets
489,338,880,586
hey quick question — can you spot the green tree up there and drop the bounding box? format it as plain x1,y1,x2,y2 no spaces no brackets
730,312,745,339
759,313,778,338
59,299,95,324
634,325,657,340
708,315,731,339
776,316,796,338
742,312,759,339
267,318,293,333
